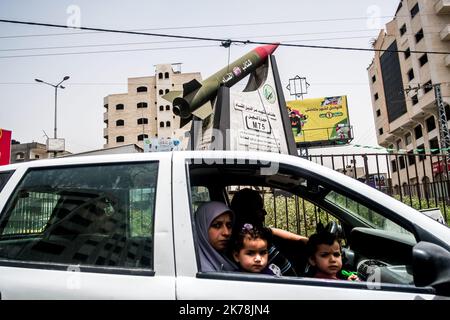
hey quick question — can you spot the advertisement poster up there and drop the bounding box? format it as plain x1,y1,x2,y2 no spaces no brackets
0,128,12,166
228,58,289,154
286,96,351,145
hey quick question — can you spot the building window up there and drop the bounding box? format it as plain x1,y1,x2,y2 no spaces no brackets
415,29,424,43
165,89,170,94
164,72,169,79
399,156,406,169
137,102,148,108
159,105,164,111
137,86,148,93
417,144,425,161
116,136,124,143
405,133,412,146
396,139,402,151
159,89,164,95
404,48,411,59
137,118,148,125
407,69,414,81
414,125,423,139
35,155,40,159
426,116,436,132
104,104,108,110
376,109,381,117
116,104,124,110
166,121,171,127
16,152,25,160
407,151,416,166
116,119,124,126
412,94,418,105
391,159,397,173
445,104,450,120
429,137,440,154
137,134,149,141
419,54,428,66
400,24,407,36
160,121,164,128
166,105,170,111
378,127,384,135
423,80,432,94
372,75,376,83
410,3,419,19
158,73,163,79
374,93,379,100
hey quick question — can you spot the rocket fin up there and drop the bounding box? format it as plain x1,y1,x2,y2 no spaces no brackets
180,115,193,128
182,79,202,96
192,101,213,120
162,90,182,103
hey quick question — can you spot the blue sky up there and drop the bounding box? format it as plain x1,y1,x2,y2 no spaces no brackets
0,0,399,154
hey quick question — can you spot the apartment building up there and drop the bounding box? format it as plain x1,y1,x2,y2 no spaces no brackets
103,64,201,149
368,0,450,192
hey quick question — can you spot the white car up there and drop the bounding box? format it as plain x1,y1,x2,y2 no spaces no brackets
0,151,449,299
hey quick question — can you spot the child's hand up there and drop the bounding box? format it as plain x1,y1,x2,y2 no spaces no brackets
347,274,360,281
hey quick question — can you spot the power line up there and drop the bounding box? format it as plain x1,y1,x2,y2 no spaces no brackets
0,35,380,53
0,12,444,39
0,44,218,59
0,19,448,56
0,16,396,39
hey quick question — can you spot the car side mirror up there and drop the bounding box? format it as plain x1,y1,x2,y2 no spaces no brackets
412,241,450,296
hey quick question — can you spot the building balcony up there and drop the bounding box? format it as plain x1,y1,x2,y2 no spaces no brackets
440,25,450,40
421,94,438,113
103,112,108,122
103,128,108,138
435,0,450,14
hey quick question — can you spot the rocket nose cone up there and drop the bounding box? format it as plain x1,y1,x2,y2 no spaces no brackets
254,43,280,59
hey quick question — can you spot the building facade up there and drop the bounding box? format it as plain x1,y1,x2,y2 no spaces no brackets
103,64,201,149
10,141,71,163
368,0,450,193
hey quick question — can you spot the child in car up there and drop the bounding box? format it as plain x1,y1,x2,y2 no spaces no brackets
306,231,359,281
232,223,281,276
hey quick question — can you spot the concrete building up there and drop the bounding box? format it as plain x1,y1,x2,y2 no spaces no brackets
368,0,450,192
10,140,71,163
103,64,201,149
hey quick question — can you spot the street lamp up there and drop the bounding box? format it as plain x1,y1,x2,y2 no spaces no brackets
35,76,70,157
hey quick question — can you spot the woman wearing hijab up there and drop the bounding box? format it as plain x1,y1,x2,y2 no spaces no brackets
194,201,238,272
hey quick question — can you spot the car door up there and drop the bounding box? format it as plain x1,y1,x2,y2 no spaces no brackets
0,153,175,299
173,151,449,300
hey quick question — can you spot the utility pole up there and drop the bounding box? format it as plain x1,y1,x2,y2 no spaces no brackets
286,75,310,158
404,82,450,154
433,83,450,154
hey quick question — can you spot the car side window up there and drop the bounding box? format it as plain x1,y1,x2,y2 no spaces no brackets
0,171,13,193
0,162,157,271
191,186,211,212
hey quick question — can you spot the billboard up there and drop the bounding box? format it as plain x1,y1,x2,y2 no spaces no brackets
286,96,352,146
0,128,12,165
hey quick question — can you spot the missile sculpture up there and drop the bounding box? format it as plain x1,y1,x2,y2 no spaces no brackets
162,43,279,127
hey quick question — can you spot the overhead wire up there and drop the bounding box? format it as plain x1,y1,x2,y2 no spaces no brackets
0,12,445,39
0,19,448,57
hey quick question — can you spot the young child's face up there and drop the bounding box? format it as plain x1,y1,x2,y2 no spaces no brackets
233,236,268,273
309,240,342,278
